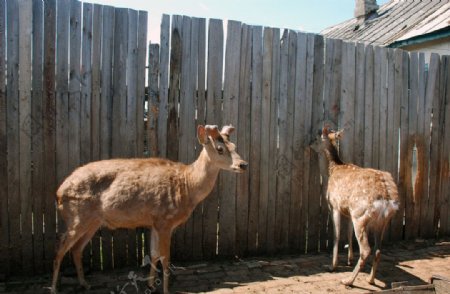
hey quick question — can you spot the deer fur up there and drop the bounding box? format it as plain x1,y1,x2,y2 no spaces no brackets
312,126,399,286
50,125,248,294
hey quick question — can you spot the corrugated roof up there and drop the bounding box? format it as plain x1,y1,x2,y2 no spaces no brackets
321,0,450,46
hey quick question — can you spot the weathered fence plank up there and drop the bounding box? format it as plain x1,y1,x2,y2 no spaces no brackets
290,32,308,252
202,18,223,259
148,44,160,158
236,24,252,257
219,19,241,256
354,43,365,167
0,0,7,274
363,45,374,167
158,14,170,158
372,46,382,169
248,25,262,254
136,10,147,158
378,47,388,172
42,0,57,272
31,0,44,273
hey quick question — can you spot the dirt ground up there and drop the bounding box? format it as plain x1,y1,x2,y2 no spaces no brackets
1,238,449,294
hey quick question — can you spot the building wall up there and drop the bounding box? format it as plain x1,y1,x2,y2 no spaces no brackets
401,36,450,62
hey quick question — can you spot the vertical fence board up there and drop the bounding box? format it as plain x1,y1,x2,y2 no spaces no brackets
111,8,129,269
158,14,170,158
385,49,396,178
258,27,273,253
6,0,21,274
202,18,223,259
99,5,114,271
219,20,241,257
0,0,7,274
339,41,355,250
379,48,388,172
18,0,33,273
90,4,102,271
42,0,57,271
136,11,147,158
31,0,44,273
439,56,450,236
391,49,408,241
68,0,81,176
425,54,441,239
290,32,307,252
235,24,251,257
372,46,382,169
415,53,427,239
248,25,262,254
354,43,365,167
148,44,160,157
363,45,374,167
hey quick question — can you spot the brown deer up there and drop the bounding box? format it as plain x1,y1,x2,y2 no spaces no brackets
312,126,399,286
50,125,248,294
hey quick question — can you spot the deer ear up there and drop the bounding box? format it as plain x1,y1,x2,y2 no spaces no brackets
221,125,235,137
197,125,208,144
205,125,221,140
322,126,330,136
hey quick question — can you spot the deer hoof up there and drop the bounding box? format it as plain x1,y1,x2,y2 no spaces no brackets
340,278,353,286
81,282,91,290
323,265,335,272
366,277,376,285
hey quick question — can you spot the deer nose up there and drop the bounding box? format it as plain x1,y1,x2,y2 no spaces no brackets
239,162,248,171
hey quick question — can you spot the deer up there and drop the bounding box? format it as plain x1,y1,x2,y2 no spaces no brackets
311,126,399,286
50,125,248,294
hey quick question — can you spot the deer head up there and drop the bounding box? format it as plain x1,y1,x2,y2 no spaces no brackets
197,124,248,173
310,126,344,153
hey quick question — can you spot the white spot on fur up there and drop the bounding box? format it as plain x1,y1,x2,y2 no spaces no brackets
373,199,399,219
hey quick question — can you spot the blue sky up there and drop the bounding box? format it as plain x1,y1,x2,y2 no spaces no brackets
87,0,389,42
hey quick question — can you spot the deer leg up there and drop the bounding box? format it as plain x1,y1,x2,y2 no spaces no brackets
347,220,354,266
341,218,370,286
51,226,90,293
158,230,173,294
148,229,160,290
367,225,386,285
330,209,341,271
71,222,101,289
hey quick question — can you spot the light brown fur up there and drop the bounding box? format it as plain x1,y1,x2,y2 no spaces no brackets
312,127,399,286
50,125,248,294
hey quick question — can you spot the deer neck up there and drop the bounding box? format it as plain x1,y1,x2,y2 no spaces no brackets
186,148,221,206
322,141,344,175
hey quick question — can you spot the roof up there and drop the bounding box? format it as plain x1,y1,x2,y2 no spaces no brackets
321,0,450,47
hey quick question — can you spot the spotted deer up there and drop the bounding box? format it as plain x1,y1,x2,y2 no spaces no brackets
50,125,248,294
312,126,399,286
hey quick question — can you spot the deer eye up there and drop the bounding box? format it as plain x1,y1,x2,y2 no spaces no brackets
216,145,224,155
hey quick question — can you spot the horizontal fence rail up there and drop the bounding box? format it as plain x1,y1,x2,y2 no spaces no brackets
1,0,450,278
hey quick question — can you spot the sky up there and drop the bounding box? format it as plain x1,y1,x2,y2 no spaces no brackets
86,0,390,43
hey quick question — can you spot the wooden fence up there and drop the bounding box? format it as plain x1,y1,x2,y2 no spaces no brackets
1,1,450,277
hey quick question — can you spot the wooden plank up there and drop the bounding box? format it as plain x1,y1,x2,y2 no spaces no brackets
125,8,138,266
275,29,291,252
300,33,315,254
169,15,183,260
363,45,374,168
378,48,388,172
158,14,170,158
236,23,251,257
267,28,280,254
31,0,44,273
372,46,382,169
248,25,262,254
42,0,57,272
439,56,450,237
99,5,114,270
308,34,324,253
6,0,21,274
354,43,365,167
136,10,147,158
111,7,128,269
218,19,241,257
415,52,428,239
338,41,356,250
0,0,8,275
290,32,307,252
147,44,160,157
167,15,182,162
68,0,81,176
386,49,396,178
18,0,33,273
192,17,207,261
99,6,114,160
90,4,102,272
424,53,441,239
390,49,408,241
258,27,273,253
202,18,223,259
125,9,138,158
